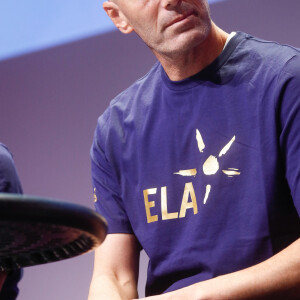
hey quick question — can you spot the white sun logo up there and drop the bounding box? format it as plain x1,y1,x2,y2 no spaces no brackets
174,129,241,204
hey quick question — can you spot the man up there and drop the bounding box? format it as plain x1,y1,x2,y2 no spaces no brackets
0,143,23,299
89,0,300,299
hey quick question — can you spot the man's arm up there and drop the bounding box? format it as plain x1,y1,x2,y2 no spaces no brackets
88,233,140,300
137,238,300,300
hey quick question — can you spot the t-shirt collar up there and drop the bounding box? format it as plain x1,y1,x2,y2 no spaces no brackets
160,31,245,91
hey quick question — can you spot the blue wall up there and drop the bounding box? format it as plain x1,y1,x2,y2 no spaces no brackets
0,0,226,61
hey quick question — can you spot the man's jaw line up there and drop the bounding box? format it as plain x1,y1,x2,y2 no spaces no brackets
152,22,228,82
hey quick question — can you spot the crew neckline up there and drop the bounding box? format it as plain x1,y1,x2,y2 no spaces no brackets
161,31,246,91
223,31,237,49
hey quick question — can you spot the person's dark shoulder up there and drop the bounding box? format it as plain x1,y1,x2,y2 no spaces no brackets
0,144,23,300
0,143,15,184
0,143,22,194
0,143,15,167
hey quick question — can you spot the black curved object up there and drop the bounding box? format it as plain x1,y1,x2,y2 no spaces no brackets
0,193,107,271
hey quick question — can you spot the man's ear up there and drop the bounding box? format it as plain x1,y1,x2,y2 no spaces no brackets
103,1,134,34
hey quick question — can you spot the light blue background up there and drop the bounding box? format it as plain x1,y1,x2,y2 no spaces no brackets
0,0,225,61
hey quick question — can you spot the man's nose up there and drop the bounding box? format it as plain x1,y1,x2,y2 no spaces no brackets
161,0,183,9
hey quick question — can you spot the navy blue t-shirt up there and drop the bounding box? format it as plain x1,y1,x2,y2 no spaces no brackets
91,32,300,296
0,144,23,300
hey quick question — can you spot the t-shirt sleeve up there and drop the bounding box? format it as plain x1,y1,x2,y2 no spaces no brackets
90,113,133,234
277,54,300,214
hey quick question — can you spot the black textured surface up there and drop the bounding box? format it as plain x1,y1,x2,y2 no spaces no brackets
0,194,107,271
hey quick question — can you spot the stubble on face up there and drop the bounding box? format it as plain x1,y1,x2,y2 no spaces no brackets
126,0,213,60
158,0,212,55
108,0,225,80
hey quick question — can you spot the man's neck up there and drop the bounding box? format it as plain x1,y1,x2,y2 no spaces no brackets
155,23,229,81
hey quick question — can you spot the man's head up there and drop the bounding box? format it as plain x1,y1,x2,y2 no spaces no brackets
103,0,213,58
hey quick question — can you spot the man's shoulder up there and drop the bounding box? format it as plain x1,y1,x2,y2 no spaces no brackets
228,32,300,84
112,62,161,105
99,62,161,121
241,32,300,65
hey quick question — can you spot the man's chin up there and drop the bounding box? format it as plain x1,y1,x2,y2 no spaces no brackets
161,31,209,56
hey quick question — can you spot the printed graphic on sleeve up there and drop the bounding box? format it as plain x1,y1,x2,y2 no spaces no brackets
93,187,98,203
174,129,241,204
